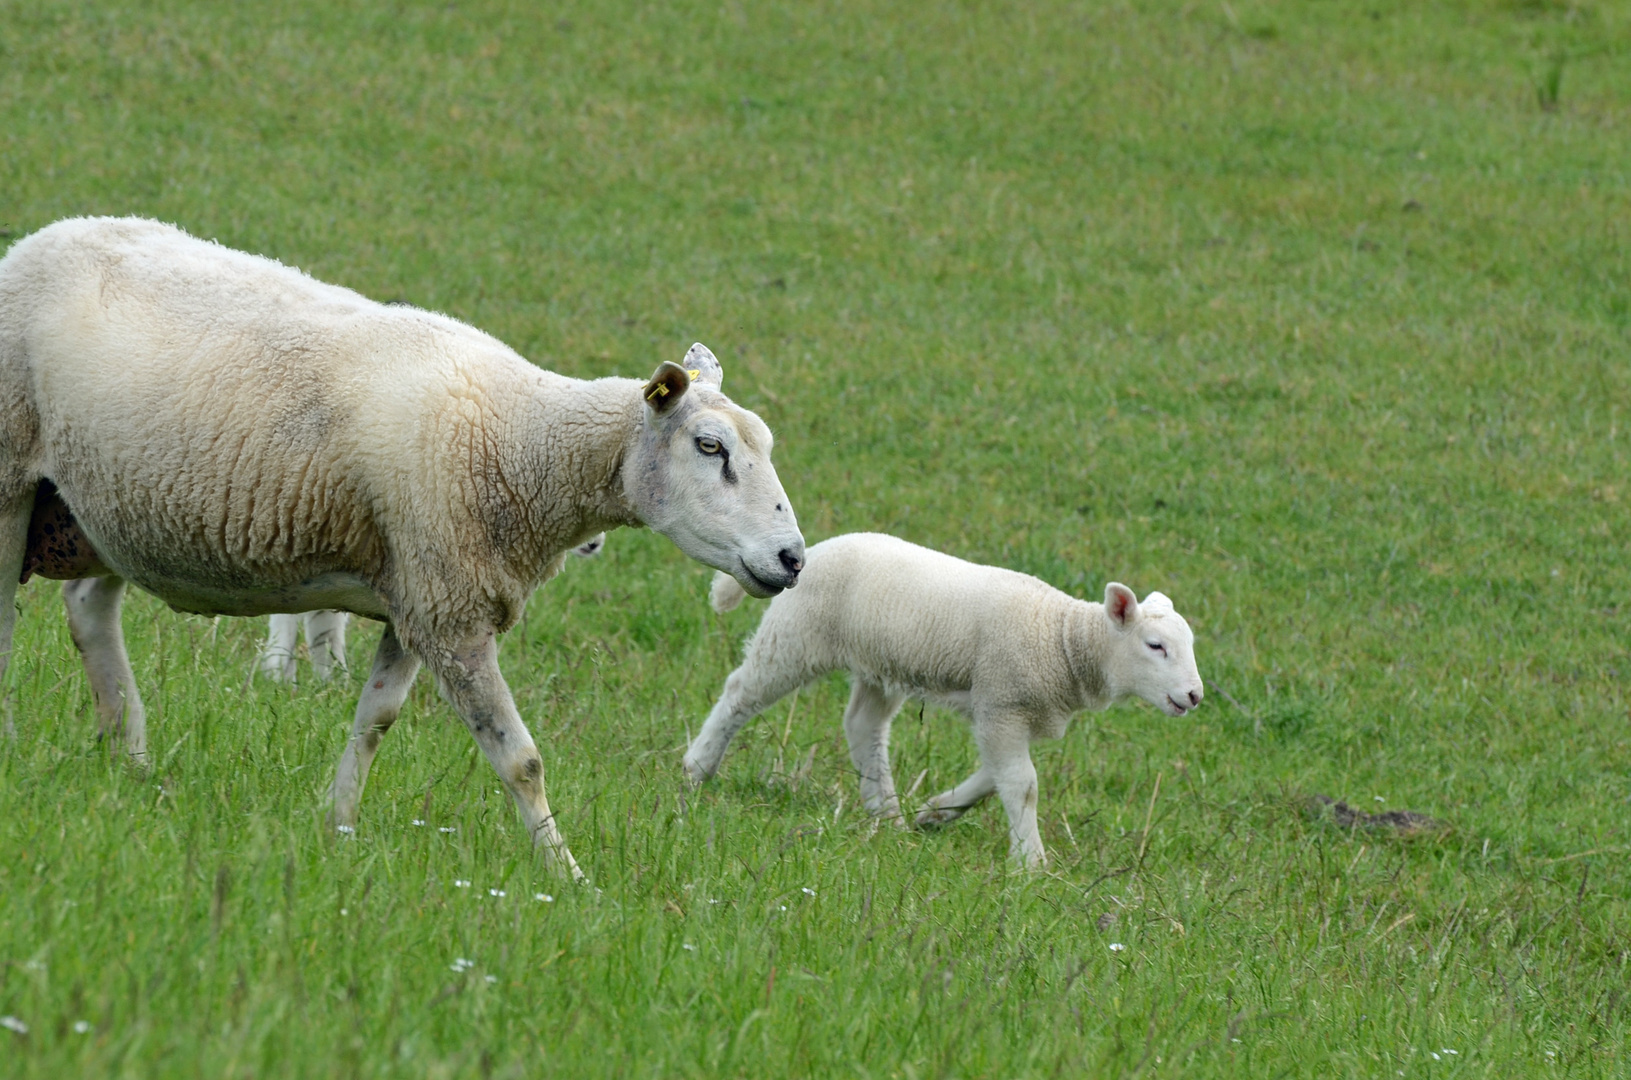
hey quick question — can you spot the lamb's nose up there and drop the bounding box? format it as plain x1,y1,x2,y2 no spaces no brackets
779,548,804,577
1188,688,1203,707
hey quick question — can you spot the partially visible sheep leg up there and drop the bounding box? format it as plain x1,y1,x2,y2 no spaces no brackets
914,766,995,830
842,678,908,822
261,613,301,683
62,576,148,763
0,497,30,690
426,630,584,880
328,625,420,831
303,610,349,681
683,658,811,784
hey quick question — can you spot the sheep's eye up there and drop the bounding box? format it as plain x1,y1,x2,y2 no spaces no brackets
1146,641,1166,655
697,436,722,455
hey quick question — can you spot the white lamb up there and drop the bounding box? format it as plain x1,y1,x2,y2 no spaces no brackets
0,216,806,879
257,534,607,684
683,533,1203,868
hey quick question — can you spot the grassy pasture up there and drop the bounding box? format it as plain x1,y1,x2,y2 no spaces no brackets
2,0,1629,1075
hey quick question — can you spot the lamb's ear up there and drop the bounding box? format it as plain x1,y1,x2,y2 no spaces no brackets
683,342,724,388
643,361,693,415
1104,583,1139,628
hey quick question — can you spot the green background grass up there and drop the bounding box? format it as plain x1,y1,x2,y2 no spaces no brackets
2,0,1628,1075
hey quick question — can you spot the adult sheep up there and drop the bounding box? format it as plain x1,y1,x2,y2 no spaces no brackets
683,533,1202,868
257,534,607,684
0,216,805,879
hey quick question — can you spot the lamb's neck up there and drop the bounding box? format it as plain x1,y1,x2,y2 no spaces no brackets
500,374,646,582
1063,602,1115,709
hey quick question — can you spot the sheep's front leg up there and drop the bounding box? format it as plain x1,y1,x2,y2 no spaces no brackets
842,679,908,822
62,576,147,763
913,766,995,830
0,498,31,690
426,630,583,880
977,718,1045,869
684,659,806,784
329,625,420,830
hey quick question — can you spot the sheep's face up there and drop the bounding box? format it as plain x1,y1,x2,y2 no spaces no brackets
1104,584,1204,717
626,345,805,597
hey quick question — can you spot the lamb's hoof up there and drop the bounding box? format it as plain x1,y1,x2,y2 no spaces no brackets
914,807,962,831
681,755,713,788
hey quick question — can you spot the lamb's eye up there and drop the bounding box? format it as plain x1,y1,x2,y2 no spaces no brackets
1146,641,1166,655
697,437,722,455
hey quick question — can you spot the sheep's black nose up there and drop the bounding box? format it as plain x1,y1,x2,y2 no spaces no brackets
1188,688,1203,707
779,548,804,576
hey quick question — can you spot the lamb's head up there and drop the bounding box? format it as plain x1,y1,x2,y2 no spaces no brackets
1102,583,1204,717
624,343,805,597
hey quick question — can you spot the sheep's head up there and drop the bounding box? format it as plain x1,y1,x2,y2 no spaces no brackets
1102,584,1204,717
625,343,805,597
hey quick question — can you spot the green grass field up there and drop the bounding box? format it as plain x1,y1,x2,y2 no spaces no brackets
2,0,1629,1075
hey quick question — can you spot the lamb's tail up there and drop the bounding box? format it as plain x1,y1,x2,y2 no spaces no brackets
710,571,748,613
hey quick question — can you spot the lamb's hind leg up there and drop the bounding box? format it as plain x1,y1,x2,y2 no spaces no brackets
843,679,908,823
329,625,421,831
683,654,812,784
260,614,300,683
62,576,147,763
303,610,349,681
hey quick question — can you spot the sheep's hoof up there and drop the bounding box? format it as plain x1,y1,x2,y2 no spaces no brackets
680,756,712,788
914,807,963,831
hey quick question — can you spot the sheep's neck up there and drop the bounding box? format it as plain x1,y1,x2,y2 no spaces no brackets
1063,603,1114,708
496,375,645,586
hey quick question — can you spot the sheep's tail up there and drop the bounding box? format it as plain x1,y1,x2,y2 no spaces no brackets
710,571,748,613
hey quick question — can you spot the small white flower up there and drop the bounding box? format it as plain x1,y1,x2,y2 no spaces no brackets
778,905,788,911
535,893,554,903
1108,942,1125,952
339,908,348,916
450,957,474,972
1,1016,27,1035
489,889,506,898
1432,1052,1441,1061
1443,1049,1457,1055
439,826,456,834
411,819,426,827
73,1020,91,1034
454,879,471,888
336,824,356,834
682,943,697,952
485,974,498,984
708,898,721,905
1231,1038,1241,1044
1374,795,1385,803
801,887,816,896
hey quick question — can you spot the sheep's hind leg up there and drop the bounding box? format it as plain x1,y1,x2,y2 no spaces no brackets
62,576,148,764
683,657,811,784
328,625,421,832
842,679,908,823
303,610,349,681
0,496,30,696
424,630,584,880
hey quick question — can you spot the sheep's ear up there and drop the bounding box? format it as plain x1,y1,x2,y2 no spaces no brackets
1104,583,1139,628
643,361,693,415
683,342,724,388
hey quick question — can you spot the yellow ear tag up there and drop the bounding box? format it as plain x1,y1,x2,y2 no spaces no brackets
645,383,670,401
687,369,701,381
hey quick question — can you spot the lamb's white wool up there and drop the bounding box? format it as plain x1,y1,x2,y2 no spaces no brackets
685,533,1203,868
258,534,608,685
0,218,804,879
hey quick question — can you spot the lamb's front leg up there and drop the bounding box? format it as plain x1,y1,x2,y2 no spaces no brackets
329,625,421,830
842,679,908,822
976,718,1045,869
425,629,584,880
